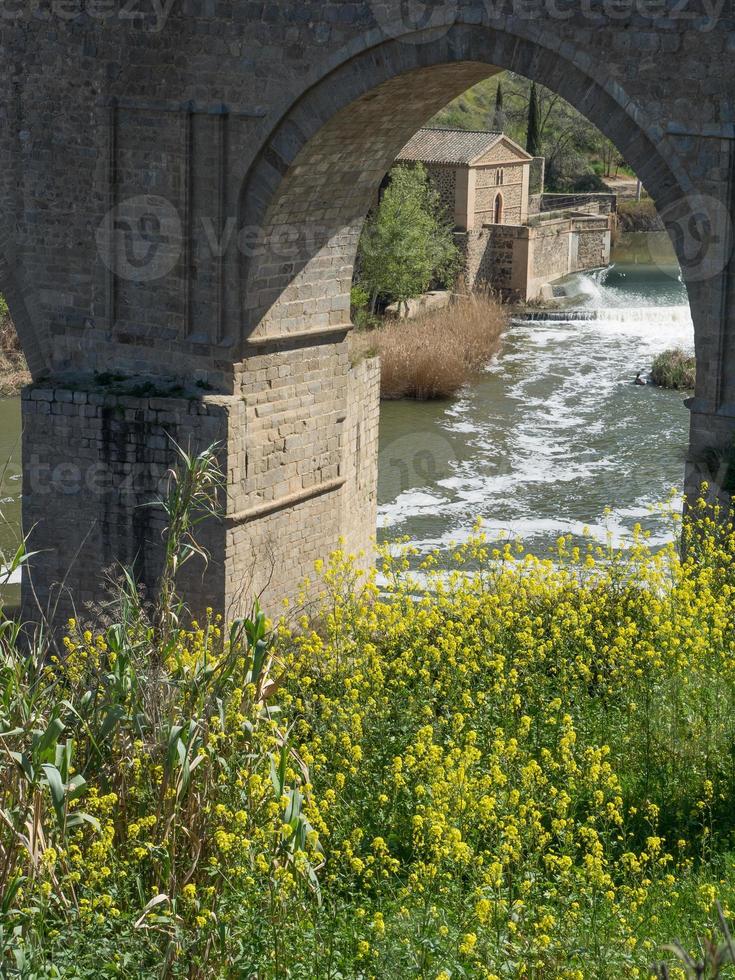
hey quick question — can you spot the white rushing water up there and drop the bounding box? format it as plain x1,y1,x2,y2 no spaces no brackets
377,262,694,557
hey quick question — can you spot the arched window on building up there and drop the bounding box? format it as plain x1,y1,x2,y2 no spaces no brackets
494,193,504,224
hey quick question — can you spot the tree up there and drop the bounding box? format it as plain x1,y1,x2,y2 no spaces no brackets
599,136,622,177
526,82,542,157
356,163,461,312
491,81,505,132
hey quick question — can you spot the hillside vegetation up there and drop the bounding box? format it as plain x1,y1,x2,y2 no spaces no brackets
432,72,632,192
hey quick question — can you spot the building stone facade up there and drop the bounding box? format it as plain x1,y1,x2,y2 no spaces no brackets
0,10,733,621
398,128,532,229
399,128,611,298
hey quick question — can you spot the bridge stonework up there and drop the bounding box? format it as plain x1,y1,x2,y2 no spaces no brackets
1,5,734,621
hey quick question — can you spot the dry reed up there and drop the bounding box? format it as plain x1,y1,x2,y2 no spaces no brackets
0,305,30,396
353,291,507,400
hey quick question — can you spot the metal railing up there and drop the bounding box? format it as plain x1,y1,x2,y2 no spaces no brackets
540,192,617,215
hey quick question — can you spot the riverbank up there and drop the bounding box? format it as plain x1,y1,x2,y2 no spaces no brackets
351,291,506,400
0,306,29,396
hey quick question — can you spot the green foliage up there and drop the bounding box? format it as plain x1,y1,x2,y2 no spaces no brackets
143,440,223,643
654,903,735,979
433,72,630,192
651,348,696,390
569,172,611,193
491,80,505,132
350,284,370,314
0,446,326,977
349,284,377,330
8,465,735,976
356,163,461,309
526,82,542,157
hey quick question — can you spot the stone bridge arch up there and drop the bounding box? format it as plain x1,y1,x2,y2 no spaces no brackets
239,26,694,349
6,11,733,624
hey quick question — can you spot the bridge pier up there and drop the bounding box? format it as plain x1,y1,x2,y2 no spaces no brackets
686,407,735,504
21,357,379,626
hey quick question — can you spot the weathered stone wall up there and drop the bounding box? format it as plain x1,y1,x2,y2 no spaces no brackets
530,222,573,282
341,355,381,561
463,225,520,291
21,386,234,622
3,15,725,389
574,218,612,272
462,215,611,298
21,351,380,624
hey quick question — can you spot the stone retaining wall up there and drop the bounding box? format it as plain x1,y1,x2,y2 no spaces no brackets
463,214,612,299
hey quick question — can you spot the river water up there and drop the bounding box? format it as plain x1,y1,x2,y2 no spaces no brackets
377,234,693,556
0,235,693,593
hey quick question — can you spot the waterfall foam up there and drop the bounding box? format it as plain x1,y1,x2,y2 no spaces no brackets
522,305,693,324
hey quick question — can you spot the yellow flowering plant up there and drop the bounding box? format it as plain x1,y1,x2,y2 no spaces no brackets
2,457,735,977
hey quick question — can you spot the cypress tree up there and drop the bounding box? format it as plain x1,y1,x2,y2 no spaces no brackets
526,82,542,157
491,82,505,132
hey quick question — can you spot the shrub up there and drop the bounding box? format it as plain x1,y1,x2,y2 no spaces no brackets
356,163,461,311
651,347,696,390
618,198,664,232
352,290,507,400
349,284,378,330
569,171,610,193
7,452,735,976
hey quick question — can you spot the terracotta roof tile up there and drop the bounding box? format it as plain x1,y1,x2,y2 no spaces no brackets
396,128,504,165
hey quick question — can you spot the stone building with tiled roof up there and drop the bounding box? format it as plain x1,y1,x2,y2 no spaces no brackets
397,128,533,229
395,128,615,300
